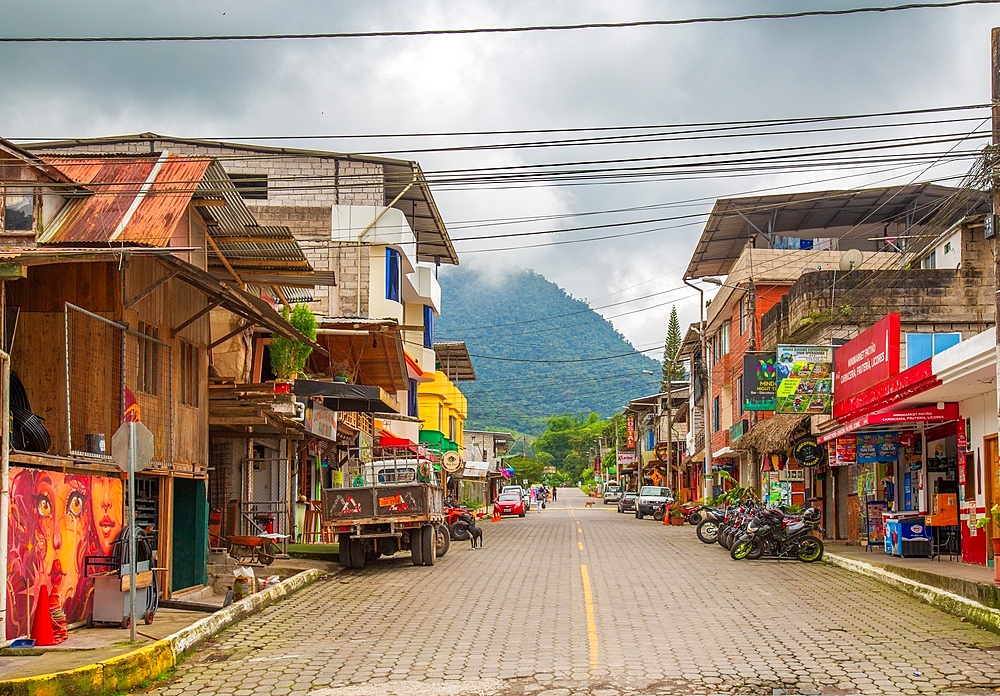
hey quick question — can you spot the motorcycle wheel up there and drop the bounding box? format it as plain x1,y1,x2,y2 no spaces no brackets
719,528,733,549
730,536,754,560
746,537,765,560
696,520,718,544
653,508,665,522
796,536,824,563
688,512,702,526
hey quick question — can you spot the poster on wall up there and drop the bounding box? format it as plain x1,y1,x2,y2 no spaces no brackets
6,467,124,640
775,345,834,414
835,436,857,466
742,353,777,411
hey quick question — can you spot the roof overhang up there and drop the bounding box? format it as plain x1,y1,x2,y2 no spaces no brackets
433,342,476,381
294,379,399,414
315,319,408,392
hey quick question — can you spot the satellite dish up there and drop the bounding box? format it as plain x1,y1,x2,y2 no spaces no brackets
839,249,863,272
441,451,462,473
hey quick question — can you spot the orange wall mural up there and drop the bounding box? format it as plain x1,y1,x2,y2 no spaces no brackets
6,467,124,639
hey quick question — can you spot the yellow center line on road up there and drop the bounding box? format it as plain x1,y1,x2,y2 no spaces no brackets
577,528,582,533
578,541,584,550
580,564,600,671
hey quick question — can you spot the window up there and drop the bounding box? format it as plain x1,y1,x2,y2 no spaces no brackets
180,341,199,407
713,396,720,433
423,305,435,349
3,188,33,233
737,374,744,414
646,429,655,450
448,415,457,442
739,298,747,335
136,321,160,396
228,173,268,200
944,241,953,255
408,379,418,417
905,332,961,368
921,251,936,270
385,248,401,302
716,321,730,359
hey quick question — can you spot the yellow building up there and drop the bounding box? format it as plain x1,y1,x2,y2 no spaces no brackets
417,343,476,456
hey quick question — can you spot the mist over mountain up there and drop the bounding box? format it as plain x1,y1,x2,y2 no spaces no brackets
436,266,662,436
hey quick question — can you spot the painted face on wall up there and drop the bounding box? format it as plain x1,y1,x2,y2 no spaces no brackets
35,473,89,603
90,475,123,556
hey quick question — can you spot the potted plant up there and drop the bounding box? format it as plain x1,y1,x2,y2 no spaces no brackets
668,503,686,526
269,304,318,389
975,504,1000,585
329,359,353,383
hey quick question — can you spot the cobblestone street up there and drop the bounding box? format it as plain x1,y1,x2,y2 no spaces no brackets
152,489,1000,696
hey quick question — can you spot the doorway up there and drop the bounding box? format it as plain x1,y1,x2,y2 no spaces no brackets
986,435,999,562
172,478,208,591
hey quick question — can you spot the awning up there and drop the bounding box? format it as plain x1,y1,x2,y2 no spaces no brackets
315,319,408,392
818,403,960,444
735,414,810,455
713,446,736,459
433,342,476,381
293,379,399,414
462,461,489,479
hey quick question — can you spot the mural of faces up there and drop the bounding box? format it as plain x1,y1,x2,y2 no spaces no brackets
6,468,123,639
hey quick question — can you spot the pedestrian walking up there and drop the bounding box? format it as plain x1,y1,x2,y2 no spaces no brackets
536,486,543,511
552,487,557,502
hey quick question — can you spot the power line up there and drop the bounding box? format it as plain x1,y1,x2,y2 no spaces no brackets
2,2,995,43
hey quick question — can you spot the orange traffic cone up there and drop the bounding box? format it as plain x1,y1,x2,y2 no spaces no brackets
663,510,670,525
31,585,55,646
492,506,501,523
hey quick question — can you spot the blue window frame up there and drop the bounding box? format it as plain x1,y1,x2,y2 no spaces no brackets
385,248,401,302
408,379,418,417
905,332,961,368
713,396,720,433
646,429,655,450
423,305,435,348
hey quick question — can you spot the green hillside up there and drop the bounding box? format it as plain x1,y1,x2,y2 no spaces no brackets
436,267,662,436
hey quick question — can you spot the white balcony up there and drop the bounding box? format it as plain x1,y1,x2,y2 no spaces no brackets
403,263,442,314
332,205,417,271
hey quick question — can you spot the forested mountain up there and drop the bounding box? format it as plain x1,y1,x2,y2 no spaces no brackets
436,266,661,436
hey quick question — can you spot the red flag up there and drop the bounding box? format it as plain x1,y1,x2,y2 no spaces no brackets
124,387,141,423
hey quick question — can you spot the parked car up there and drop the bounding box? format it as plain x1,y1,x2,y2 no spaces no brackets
503,485,531,510
603,483,622,504
635,486,673,519
617,491,637,513
495,492,526,517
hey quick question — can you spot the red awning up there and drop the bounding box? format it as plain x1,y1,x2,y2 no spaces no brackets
818,402,960,443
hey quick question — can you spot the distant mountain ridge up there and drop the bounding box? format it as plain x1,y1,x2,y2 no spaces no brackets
436,267,661,436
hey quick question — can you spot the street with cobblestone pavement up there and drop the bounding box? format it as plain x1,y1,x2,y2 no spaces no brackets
150,488,1000,696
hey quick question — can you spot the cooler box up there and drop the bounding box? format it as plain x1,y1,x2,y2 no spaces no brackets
885,515,930,557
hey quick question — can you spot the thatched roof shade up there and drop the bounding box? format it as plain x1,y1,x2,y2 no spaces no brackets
736,414,809,455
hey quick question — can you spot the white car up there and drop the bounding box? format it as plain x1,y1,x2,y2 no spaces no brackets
603,484,622,504
635,486,673,519
502,485,531,510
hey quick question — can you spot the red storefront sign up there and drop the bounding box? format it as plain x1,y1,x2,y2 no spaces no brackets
832,357,939,423
626,414,636,448
833,313,900,419
819,402,960,443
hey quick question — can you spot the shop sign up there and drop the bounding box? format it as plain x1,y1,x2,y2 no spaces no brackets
835,435,857,466
857,432,899,464
625,414,637,448
306,401,337,440
793,436,824,468
729,418,748,443
617,451,635,467
543,466,557,474
775,345,834,414
593,456,600,474
833,313,900,409
957,430,968,455
819,402,960,443
742,353,777,411
780,469,805,482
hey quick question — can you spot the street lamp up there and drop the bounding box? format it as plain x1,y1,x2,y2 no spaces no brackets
683,276,723,502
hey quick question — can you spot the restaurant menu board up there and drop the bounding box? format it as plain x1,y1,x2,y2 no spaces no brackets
866,500,888,546
775,345,834,414
857,432,899,464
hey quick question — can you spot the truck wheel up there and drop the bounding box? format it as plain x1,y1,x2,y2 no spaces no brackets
435,525,450,557
338,535,354,568
421,525,435,566
410,531,424,566
350,536,366,569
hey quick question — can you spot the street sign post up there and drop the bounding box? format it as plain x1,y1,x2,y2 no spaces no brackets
112,420,154,643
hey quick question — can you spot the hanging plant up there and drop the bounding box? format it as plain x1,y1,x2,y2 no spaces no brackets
269,304,318,380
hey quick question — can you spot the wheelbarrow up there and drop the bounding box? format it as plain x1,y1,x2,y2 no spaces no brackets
227,533,286,566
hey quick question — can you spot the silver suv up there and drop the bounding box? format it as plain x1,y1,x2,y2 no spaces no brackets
635,486,673,519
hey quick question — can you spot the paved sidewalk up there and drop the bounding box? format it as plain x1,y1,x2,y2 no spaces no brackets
147,489,1000,695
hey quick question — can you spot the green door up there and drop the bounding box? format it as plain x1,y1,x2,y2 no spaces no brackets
172,478,209,591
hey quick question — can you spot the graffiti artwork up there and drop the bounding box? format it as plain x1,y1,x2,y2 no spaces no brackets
6,468,124,639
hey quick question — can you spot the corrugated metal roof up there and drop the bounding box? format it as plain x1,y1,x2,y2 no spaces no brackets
41,153,210,246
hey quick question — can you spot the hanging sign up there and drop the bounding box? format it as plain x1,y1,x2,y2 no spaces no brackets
617,451,635,467
742,353,777,411
793,436,824,468
957,430,968,455
625,414,636,448
775,345,834,414
835,435,857,466
833,313,900,411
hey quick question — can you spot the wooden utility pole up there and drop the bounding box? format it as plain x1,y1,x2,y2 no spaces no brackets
993,29,1000,546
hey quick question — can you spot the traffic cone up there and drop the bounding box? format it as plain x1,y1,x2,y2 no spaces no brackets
492,506,501,523
31,585,55,646
663,510,670,525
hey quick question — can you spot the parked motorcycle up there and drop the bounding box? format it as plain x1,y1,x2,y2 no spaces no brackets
730,507,823,562
444,501,477,541
695,507,726,544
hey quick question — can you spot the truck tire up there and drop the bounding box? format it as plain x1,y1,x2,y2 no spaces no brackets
350,536,366,569
435,525,450,558
421,525,435,566
410,530,424,566
338,535,354,568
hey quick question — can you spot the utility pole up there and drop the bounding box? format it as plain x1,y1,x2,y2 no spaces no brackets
684,279,713,501
665,364,673,491
992,27,1000,548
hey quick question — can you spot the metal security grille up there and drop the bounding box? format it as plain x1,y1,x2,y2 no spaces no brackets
65,303,173,464
241,456,290,539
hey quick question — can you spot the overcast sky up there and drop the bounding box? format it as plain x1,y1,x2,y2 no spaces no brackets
1,0,997,356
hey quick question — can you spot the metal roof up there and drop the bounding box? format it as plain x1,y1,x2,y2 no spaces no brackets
685,183,989,279
41,153,211,245
433,342,477,382
29,134,459,266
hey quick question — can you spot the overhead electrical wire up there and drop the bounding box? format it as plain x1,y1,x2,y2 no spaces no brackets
1,1,995,43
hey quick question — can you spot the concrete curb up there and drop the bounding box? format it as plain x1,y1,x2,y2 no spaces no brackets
825,553,1000,635
0,568,321,696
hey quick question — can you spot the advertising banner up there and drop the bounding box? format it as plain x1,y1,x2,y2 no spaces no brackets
833,313,900,416
857,432,899,464
616,451,635,467
835,435,857,466
775,345,834,414
625,414,636,448
742,353,778,411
